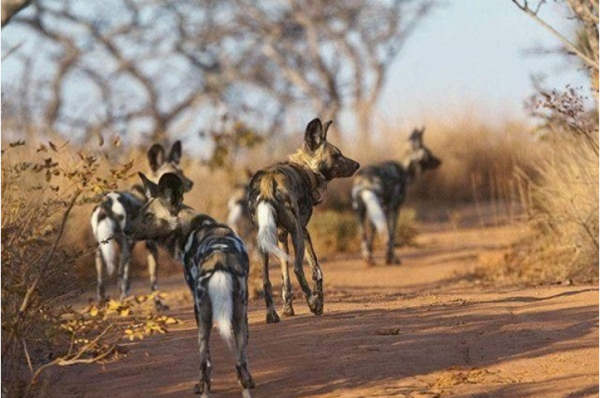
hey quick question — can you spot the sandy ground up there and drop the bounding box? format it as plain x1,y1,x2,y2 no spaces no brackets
44,219,599,398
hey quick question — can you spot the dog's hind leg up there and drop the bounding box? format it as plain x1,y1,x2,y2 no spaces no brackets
289,221,315,313
278,231,294,317
302,228,324,315
385,209,401,265
194,298,213,397
95,248,106,303
356,201,374,265
260,249,280,324
234,277,255,396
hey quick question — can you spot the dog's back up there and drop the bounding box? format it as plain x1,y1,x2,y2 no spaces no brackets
353,161,409,210
248,162,317,225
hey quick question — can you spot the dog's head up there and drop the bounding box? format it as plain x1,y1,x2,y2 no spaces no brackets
147,141,194,192
408,127,441,173
299,118,360,180
126,172,185,241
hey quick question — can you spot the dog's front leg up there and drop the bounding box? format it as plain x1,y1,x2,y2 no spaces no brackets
118,238,132,301
302,228,324,315
95,249,106,303
146,241,169,311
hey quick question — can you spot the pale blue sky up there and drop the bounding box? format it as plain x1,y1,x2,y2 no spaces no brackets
377,0,588,127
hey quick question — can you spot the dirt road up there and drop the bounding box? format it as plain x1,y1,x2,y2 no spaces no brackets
47,221,599,398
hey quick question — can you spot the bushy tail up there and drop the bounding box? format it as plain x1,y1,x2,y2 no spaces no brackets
91,208,117,276
208,271,234,346
256,201,288,262
360,190,387,235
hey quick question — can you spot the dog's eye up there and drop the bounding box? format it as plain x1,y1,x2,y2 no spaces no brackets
144,213,154,221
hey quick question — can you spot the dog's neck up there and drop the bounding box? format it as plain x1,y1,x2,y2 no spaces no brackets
288,151,328,205
156,207,207,262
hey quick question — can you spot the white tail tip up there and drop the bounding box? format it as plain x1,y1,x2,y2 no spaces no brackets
256,202,288,262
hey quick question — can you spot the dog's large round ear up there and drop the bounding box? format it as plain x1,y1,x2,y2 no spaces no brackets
168,140,182,164
304,118,324,152
158,173,184,209
138,172,158,199
147,144,165,172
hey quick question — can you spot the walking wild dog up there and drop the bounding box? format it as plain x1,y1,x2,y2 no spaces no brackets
90,141,193,309
248,118,360,324
351,127,441,265
125,172,255,398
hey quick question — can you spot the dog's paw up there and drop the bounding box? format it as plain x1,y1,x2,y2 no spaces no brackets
266,311,280,324
282,305,295,317
154,301,170,312
308,295,323,315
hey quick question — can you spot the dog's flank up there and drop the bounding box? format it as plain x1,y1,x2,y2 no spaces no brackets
126,172,254,397
352,127,441,265
90,141,193,309
248,118,359,324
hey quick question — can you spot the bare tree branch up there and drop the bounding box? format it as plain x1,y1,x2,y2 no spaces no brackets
1,0,33,27
512,0,599,71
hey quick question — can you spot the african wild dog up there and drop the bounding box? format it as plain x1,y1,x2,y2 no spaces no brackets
125,173,255,398
90,141,193,309
248,118,360,324
351,127,441,265
227,170,255,249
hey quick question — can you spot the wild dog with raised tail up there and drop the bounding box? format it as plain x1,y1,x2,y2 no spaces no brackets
351,127,441,265
125,173,254,398
248,118,360,324
90,141,193,309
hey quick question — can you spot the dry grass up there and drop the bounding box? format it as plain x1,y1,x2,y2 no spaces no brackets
471,87,599,285
1,141,180,396
3,113,538,282
320,116,537,213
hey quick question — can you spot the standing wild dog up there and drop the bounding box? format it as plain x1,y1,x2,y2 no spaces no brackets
90,141,193,309
227,170,255,249
351,127,441,265
248,118,360,324
125,173,255,398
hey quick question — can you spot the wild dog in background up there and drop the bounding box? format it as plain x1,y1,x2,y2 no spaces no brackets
90,141,193,309
227,170,255,248
126,173,254,398
351,127,441,265
248,118,360,324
